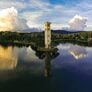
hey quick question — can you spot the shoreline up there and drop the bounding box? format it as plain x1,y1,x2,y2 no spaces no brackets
0,39,90,47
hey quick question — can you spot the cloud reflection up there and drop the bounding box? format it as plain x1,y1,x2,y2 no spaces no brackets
69,45,87,59
18,46,40,62
0,46,17,70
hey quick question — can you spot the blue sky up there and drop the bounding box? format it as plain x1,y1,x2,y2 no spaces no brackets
0,0,92,30
50,0,80,6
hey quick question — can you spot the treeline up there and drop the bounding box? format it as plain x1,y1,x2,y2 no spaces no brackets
0,31,44,45
0,31,91,45
52,31,91,42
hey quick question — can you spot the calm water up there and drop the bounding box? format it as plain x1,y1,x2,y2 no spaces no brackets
0,43,92,92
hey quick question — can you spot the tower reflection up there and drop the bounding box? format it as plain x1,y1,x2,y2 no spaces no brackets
31,45,59,77
44,52,51,77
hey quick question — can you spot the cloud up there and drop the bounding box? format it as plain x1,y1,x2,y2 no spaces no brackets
22,11,43,28
0,0,26,10
29,0,51,11
27,0,89,30
69,15,87,31
0,7,28,31
0,0,91,31
27,0,91,30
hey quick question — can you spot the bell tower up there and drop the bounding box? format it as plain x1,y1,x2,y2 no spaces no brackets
44,22,51,48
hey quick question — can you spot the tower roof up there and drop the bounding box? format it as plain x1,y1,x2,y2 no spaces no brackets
45,22,51,24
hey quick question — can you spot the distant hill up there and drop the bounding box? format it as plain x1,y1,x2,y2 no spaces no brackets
21,28,87,34
52,30,84,34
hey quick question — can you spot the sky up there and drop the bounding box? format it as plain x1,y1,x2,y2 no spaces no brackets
0,0,92,31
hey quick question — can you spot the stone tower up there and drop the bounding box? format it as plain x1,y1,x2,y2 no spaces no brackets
44,22,51,48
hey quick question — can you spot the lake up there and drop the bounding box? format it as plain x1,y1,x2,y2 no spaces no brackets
0,43,92,92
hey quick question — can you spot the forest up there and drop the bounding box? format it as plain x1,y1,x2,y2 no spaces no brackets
0,31,91,47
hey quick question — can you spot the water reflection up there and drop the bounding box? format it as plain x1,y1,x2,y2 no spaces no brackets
69,45,87,59
0,43,92,92
57,44,87,60
18,46,40,62
0,46,17,70
44,52,51,77
44,51,59,77
31,47,59,77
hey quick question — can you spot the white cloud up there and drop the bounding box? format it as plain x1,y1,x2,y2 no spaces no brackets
0,0,91,31
0,7,28,31
19,0,92,30
0,0,26,9
22,11,43,28
69,15,87,31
